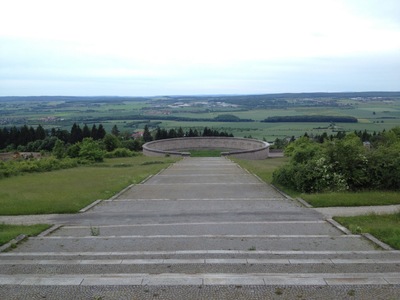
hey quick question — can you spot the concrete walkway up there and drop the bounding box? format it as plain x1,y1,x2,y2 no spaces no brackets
1,157,400,299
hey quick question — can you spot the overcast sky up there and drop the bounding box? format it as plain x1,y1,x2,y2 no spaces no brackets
0,0,399,96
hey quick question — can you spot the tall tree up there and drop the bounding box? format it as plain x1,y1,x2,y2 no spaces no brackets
35,125,46,140
70,123,83,144
143,125,153,142
0,128,6,149
177,127,184,138
82,124,91,138
19,125,31,146
111,125,120,137
96,124,106,140
91,124,98,140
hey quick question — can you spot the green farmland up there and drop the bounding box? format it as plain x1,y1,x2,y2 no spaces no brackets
1,92,400,141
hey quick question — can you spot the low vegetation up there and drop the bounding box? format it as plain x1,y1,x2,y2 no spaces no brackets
0,157,78,178
0,224,50,246
0,156,178,215
335,213,400,250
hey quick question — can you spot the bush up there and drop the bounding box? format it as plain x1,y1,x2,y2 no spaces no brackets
0,157,79,179
121,139,142,151
104,148,138,158
273,157,348,193
103,134,121,152
78,138,105,162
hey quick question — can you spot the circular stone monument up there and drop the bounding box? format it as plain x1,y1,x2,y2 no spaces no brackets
143,137,270,160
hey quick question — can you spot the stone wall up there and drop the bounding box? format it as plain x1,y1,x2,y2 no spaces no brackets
143,137,270,160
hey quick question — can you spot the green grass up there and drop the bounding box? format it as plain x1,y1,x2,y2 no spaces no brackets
0,156,178,215
232,157,288,184
0,224,50,246
301,191,400,207
335,213,400,250
189,149,222,157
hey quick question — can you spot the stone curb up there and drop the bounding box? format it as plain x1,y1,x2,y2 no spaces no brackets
0,234,26,252
107,165,171,201
38,225,63,237
230,160,293,201
326,219,352,235
139,175,153,184
362,233,394,251
270,184,293,200
108,184,135,201
296,197,313,208
79,200,102,213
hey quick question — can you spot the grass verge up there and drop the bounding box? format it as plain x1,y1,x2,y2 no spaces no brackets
0,156,178,215
189,149,222,157
335,213,400,250
301,191,400,207
231,157,288,184
0,224,50,246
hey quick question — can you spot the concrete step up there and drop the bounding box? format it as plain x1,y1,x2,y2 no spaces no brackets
3,250,400,260
160,167,245,175
10,235,376,252
145,174,262,184
48,221,344,237
119,183,284,200
1,282,399,300
1,272,400,286
2,259,400,275
91,199,303,213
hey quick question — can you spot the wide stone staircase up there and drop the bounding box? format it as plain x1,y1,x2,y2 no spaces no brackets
1,157,400,299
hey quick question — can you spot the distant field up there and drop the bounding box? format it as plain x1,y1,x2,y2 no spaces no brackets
1,94,400,141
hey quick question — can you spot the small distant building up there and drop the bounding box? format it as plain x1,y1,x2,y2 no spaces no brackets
131,131,144,139
363,141,371,150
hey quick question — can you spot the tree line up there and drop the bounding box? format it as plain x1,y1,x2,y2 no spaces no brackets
0,123,106,150
272,129,390,149
150,126,233,141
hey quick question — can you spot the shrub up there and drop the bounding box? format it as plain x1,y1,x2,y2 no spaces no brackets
78,138,105,162
0,157,79,179
104,148,138,158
